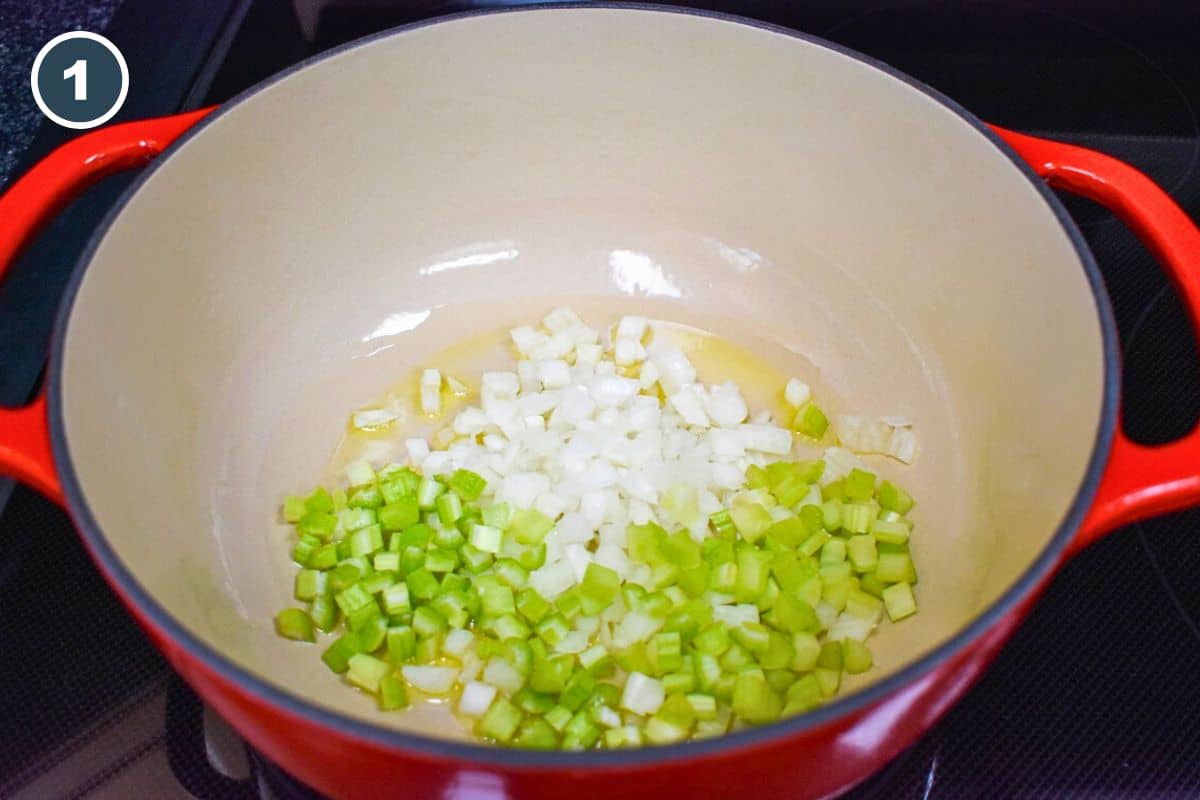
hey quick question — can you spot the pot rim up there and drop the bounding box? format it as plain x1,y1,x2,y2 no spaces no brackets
46,2,1119,769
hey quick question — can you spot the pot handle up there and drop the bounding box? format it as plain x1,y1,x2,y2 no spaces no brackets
0,109,213,507
992,126,1200,555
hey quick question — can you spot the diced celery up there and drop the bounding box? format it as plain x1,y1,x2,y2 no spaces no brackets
378,674,409,710
731,672,782,723
730,503,773,543
478,698,522,743
877,480,915,514
842,639,873,674
275,608,315,642
791,402,829,439
449,469,487,501
883,582,917,622
847,535,878,573
347,653,390,693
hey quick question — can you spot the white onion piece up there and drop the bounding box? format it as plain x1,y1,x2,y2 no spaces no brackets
401,666,458,695
457,681,497,716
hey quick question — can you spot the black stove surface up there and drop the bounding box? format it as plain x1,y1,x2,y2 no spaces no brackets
1,2,1198,798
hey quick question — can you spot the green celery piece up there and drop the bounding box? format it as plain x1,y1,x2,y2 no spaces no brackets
842,639,873,674
513,718,559,750
294,569,327,601
579,563,620,608
791,632,821,672
304,487,335,514
875,551,912,584
309,595,338,632
791,402,829,439
432,524,465,550
847,534,879,573
677,563,711,597
821,480,846,503
870,518,911,545
820,539,847,566
379,497,420,532
348,485,383,509
346,653,390,693
772,474,809,508
843,468,876,501
558,670,597,711
416,476,444,509
765,516,807,548
730,623,770,654
529,654,574,694
425,548,459,573
784,673,823,715
508,508,555,544
516,588,552,624
477,698,522,743
481,584,516,616
413,606,448,638
693,623,731,656
732,672,783,723
460,544,493,573
354,615,388,653
815,667,841,698
730,503,773,543
415,634,441,663
735,545,771,602
516,542,547,571
328,563,362,593
820,499,843,531
334,583,374,615
309,543,338,570
321,633,360,673
745,464,770,489
883,582,918,622
877,480,915,514
579,645,615,678
544,705,573,733
709,509,736,538
765,669,798,694
435,491,464,525
770,592,819,633
562,710,601,749
373,552,400,573
493,614,532,641
649,631,683,674
378,674,409,711
283,496,307,523
817,641,843,671
627,522,668,565
759,631,795,670
406,568,440,601
386,626,417,663
275,608,315,642
859,571,886,599
513,688,557,715
663,671,696,696
449,469,487,501
693,653,723,692
291,534,320,566
482,501,510,530
841,503,876,534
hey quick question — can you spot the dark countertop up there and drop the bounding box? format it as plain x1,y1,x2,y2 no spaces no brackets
0,1,121,188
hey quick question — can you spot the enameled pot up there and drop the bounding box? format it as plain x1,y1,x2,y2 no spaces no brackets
1,7,1198,799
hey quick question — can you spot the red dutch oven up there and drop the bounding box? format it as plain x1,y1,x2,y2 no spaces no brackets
2,6,1199,799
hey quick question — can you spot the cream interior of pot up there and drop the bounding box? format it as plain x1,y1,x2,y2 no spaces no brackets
59,8,1104,739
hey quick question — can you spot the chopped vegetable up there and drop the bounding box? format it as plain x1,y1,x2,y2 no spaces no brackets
274,308,924,750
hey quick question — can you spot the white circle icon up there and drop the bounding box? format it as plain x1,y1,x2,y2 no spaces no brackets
31,31,129,130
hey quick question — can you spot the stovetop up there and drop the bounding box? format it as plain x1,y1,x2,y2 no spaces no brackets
1,1,1198,798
